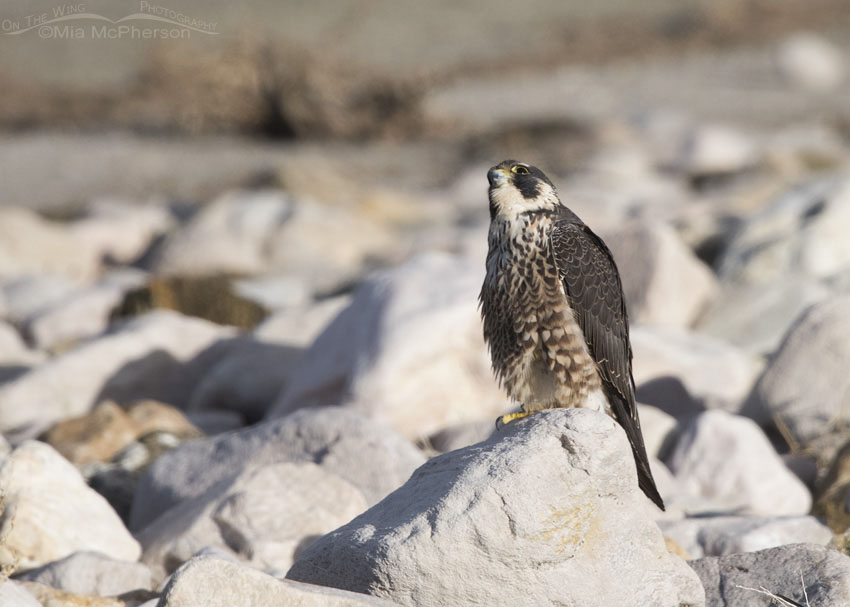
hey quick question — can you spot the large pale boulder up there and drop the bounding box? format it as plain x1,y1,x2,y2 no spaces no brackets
0,441,141,571
690,544,850,607
0,310,235,436
139,461,368,580
743,295,850,446
666,410,811,515
158,555,400,607
287,409,704,607
129,407,424,532
269,253,509,440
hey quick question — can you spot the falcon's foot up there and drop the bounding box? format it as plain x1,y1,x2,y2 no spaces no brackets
495,410,531,430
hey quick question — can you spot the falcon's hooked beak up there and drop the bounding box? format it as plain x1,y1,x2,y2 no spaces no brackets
487,168,509,188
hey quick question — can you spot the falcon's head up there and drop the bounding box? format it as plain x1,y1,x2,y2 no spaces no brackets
487,160,560,221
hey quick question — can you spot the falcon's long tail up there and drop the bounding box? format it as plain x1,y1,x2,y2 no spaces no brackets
604,387,666,511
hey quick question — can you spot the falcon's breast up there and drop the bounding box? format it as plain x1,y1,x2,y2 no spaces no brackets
480,212,606,414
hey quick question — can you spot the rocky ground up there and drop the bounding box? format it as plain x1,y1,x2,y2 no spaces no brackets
3,3,850,606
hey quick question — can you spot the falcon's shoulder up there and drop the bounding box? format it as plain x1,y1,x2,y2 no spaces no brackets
549,214,634,404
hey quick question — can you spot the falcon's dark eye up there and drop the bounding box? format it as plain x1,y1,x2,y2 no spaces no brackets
511,165,530,175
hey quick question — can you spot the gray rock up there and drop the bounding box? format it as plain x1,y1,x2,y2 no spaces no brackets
718,174,850,285
16,550,153,596
269,253,509,440
187,337,303,422
690,543,850,607
158,555,400,607
0,580,41,607
0,310,236,436
776,32,846,92
0,441,141,571
603,221,718,329
743,295,850,446
287,409,704,607
659,515,833,559
139,461,368,581
129,407,424,532
667,410,811,515
631,326,762,414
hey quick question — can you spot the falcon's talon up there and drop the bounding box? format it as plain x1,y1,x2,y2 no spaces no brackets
498,411,530,426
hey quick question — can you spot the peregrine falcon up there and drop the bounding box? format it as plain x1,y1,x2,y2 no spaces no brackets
479,159,665,510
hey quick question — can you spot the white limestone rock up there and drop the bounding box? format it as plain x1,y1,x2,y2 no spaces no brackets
659,515,832,559
776,32,846,92
690,544,850,607
0,310,235,436
151,190,293,277
743,295,850,445
252,295,351,348
68,198,175,264
671,124,760,177
16,551,153,596
0,320,44,369
158,555,401,607
1,274,81,329
139,461,368,581
0,441,141,571
287,409,705,607
269,253,509,440
666,410,811,515
0,580,41,607
26,269,148,351
0,207,101,283
603,221,718,329
129,407,425,532
151,190,395,294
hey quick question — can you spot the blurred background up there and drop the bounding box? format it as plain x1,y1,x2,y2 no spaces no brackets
3,0,850,529
4,0,850,590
